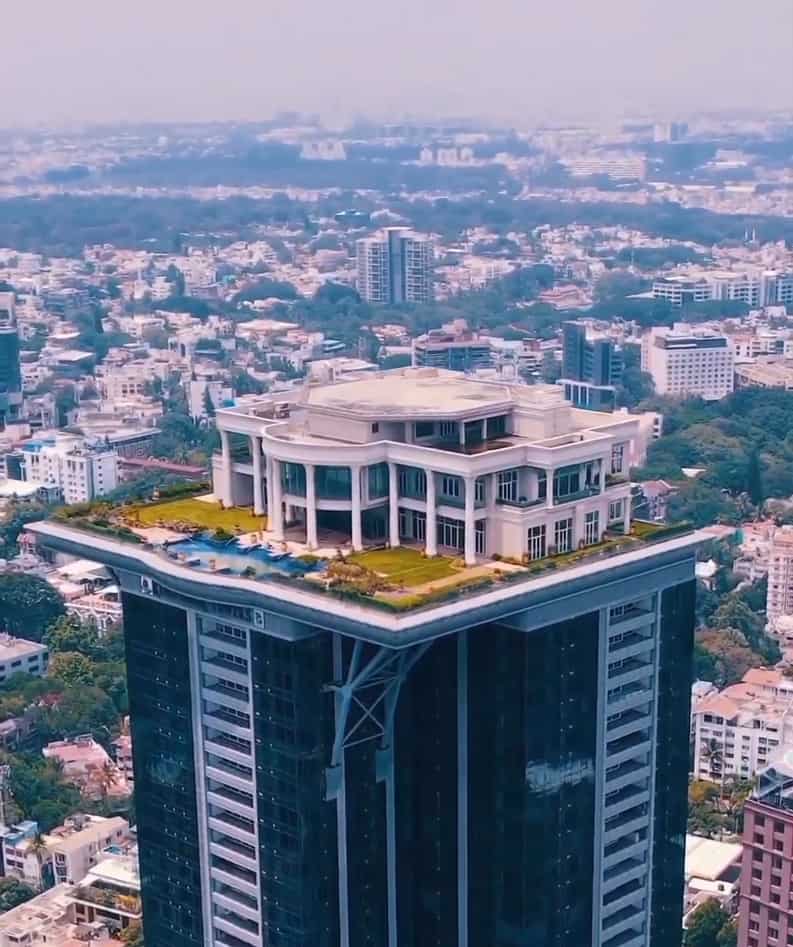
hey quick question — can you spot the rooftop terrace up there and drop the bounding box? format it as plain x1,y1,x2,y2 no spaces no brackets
29,486,700,626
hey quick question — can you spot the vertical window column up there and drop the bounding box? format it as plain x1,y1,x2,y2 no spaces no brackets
388,463,400,549
268,457,284,541
464,477,477,566
305,463,317,550
351,465,362,552
250,435,264,516
425,470,437,557
219,429,233,508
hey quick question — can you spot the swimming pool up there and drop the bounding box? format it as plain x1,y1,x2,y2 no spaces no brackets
166,537,317,577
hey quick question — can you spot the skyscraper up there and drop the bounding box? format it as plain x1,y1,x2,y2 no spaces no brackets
560,320,624,411
0,292,22,429
30,370,700,947
356,228,433,305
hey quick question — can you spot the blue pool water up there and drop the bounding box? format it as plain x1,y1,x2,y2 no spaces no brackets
167,537,316,577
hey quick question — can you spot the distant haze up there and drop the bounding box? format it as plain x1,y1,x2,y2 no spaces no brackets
3,0,792,127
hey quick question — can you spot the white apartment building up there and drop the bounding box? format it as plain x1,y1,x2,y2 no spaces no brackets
356,228,434,304
0,815,129,889
20,433,118,503
213,368,638,567
641,326,734,400
767,526,793,631
652,269,793,308
0,634,48,684
692,668,793,783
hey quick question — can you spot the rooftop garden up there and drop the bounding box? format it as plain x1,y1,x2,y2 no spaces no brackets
43,489,694,614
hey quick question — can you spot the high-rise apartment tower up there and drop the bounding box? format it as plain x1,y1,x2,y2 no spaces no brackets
31,368,701,947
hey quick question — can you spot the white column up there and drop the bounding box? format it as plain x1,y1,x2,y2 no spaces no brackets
458,422,466,447
425,470,437,557
464,476,476,566
623,495,632,535
601,455,609,494
351,465,362,551
270,457,284,540
545,468,554,510
305,463,318,549
388,463,400,548
251,435,264,516
219,429,233,508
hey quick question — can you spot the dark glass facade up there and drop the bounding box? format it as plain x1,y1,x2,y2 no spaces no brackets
122,592,205,947
468,614,600,946
650,580,696,947
250,631,339,947
395,633,459,947
117,577,694,947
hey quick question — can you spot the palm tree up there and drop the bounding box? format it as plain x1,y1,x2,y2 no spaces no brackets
28,833,49,890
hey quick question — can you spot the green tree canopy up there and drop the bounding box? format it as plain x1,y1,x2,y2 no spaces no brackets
0,576,64,640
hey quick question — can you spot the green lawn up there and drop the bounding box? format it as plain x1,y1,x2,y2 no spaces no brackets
350,547,459,587
128,498,266,533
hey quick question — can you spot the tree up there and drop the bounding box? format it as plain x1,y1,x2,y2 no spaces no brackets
685,898,735,947
120,920,145,946
202,386,216,418
48,652,97,687
44,616,101,658
0,576,64,640
0,877,36,910
40,685,118,742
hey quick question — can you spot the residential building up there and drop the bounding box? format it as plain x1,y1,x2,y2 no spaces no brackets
212,368,637,564
412,320,493,372
684,834,742,928
560,320,624,411
357,227,434,304
0,292,23,429
112,721,133,787
736,359,793,391
692,668,793,783
71,848,142,935
48,815,130,886
0,815,129,889
737,750,793,947
19,432,119,503
652,269,793,308
641,326,734,400
42,736,130,801
0,883,115,947
189,372,233,422
767,526,793,632
31,367,702,947
0,634,48,684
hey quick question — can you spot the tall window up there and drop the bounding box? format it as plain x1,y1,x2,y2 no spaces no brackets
498,469,518,502
608,499,624,522
367,463,389,499
585,511,600,546
438,516,464,550
611,444,625,474
439,421,458,440
528,524,546,561
554,465,581,500
537,471,547,500
475,521,486,555
554,518,573,554
441,475,462,499
488,415,507,437
415,421,434,438
475,478,486,503
399,467,426,499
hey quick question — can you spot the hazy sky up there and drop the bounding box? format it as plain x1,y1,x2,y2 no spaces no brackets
3,0,792,127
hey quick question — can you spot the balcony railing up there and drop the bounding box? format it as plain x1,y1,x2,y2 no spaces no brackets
495,495,544,509
553,486,600,505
